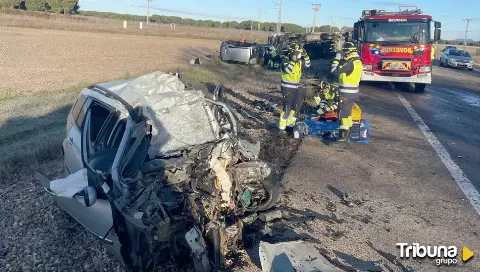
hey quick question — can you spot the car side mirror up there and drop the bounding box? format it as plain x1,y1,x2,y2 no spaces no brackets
83,186,97,207
435,21,441,29
434,29,441,42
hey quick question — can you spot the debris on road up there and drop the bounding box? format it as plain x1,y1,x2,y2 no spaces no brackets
251,100,279,114
259,210,283,222
190,57,202,65
259,241,343,272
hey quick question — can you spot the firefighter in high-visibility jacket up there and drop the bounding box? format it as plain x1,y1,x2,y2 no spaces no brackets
332,42,363,141
279,43,311,131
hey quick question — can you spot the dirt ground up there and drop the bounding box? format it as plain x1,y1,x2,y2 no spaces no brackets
0,27,220,95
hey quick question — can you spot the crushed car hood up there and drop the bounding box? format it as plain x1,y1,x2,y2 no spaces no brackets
83,72,218,158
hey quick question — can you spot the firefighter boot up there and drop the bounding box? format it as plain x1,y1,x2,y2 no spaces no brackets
337,129,350,142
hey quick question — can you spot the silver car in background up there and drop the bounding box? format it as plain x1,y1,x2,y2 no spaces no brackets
440,48,475,71
220,40,268,64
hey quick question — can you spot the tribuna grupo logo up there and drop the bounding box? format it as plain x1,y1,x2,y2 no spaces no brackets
396,243,458,266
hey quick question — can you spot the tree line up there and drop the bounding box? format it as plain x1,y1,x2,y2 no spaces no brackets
0,2,351,34
437,39,480,47
0,0,79,13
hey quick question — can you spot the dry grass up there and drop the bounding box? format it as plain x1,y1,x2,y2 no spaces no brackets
0,10,269,42
0,27,222,95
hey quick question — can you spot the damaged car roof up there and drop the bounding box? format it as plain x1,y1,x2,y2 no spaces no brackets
82,72,218,158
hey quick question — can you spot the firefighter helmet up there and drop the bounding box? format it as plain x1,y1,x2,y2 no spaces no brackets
342,42,357,53
320,80,330,91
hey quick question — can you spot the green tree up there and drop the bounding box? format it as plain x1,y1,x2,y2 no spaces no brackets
0,0,22,8
25,0,48,11
49,0,79,14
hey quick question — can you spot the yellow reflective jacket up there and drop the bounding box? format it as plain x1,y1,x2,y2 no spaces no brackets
280,54,311,89
338,53,362,93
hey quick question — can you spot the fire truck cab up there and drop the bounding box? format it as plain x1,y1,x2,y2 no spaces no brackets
353,7,441,92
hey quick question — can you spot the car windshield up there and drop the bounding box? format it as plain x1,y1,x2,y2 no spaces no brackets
450,50,470,57
365,21,430,44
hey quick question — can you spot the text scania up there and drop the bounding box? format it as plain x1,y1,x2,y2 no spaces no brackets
388,19,408,22
397,243,458,266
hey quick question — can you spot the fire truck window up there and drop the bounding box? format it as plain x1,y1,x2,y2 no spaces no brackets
366,22,429,43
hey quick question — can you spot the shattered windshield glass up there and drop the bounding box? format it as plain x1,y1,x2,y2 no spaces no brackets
365,21,430,44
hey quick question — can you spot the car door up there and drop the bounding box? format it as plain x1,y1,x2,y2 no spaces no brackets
63,94,91,175
39,99,121,245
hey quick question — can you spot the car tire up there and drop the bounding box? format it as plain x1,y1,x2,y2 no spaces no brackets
232,161,280,213
220,43,227,61
439,60,443,67
468,68,474,71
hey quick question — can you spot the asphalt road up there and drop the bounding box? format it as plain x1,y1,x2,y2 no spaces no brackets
278,64,480,271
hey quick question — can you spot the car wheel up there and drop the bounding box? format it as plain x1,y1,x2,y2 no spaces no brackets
468,68,474,71
439,60,443,67
230,161,280,213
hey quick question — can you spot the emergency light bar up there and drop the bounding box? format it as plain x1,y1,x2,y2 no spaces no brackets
361,7,422,18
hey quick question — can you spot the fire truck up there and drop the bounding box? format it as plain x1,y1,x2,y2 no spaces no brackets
352,7,441,92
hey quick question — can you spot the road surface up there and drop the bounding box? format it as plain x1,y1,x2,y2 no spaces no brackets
278,64,480,271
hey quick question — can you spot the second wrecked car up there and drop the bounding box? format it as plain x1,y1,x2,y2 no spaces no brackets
37,72,280,271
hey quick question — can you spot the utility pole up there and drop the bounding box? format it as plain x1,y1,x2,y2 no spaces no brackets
463,18,473,46
330,17,334,32
311,4,321,33
257,8,262,31
275,0,283,33
146,0,153,27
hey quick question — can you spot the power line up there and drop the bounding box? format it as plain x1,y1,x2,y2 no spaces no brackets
311,4,320,33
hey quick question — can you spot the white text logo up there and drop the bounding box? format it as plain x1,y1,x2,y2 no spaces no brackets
388,19,408,22
396,243,458,266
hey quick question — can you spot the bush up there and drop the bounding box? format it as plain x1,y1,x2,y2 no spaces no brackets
0,0,23,8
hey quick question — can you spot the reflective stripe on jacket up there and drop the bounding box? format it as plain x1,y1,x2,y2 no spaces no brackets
281,57,304,89
338,53,362,94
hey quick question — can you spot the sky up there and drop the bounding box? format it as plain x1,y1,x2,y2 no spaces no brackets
79,0,480,40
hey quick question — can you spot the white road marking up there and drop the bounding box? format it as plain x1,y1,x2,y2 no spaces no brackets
396,92,480,216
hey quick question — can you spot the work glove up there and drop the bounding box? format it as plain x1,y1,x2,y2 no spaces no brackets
301,48,308,57
314,95,322,105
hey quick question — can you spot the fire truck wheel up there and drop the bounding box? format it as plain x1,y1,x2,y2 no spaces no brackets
412,83,426,93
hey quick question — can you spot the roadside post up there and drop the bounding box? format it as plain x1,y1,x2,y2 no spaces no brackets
123,21,127,29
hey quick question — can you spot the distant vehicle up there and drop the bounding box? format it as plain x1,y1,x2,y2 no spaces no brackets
441,45,456,52
219,40,269,64
439,48,474,70
267,32,342,60
352,6,442,93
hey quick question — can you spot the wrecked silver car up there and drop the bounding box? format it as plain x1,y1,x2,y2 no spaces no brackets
220,40,269,65
37,72,280,271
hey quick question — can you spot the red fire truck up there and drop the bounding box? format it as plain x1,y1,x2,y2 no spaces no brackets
352,7,441,92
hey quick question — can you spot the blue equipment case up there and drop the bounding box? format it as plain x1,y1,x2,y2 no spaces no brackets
296,115,370,144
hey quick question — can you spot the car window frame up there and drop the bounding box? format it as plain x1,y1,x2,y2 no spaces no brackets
71,94,88,128
84,99,117,159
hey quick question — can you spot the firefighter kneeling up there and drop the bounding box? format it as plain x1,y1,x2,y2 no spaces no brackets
332,42,363,141
313,81,340,119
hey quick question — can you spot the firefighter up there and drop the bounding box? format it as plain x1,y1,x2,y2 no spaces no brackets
332,41,363,141
279,43,311,131
313,81,340,116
